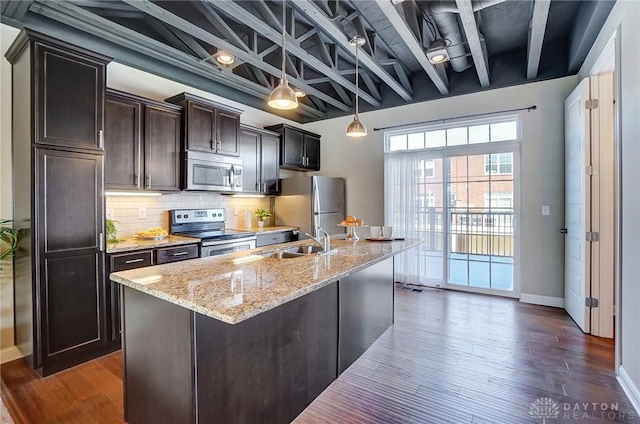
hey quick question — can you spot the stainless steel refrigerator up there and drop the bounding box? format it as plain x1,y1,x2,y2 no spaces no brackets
275,176,346,237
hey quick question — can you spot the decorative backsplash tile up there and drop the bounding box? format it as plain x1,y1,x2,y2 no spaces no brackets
106,193,271,238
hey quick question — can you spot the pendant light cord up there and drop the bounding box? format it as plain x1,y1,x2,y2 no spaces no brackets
355,42,359,116
281,0,286,79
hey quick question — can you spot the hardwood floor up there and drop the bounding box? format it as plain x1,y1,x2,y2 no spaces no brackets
2,288,637,423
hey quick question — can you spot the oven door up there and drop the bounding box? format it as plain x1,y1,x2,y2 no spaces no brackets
200,237,257,257
186,151,243,192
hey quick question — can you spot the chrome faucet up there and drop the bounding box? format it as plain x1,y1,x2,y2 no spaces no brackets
297,227,333,254
318,227,331,252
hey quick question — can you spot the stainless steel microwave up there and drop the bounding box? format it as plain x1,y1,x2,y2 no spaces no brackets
185,151,243,193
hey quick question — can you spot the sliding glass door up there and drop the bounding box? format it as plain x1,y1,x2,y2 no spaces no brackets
446,153,516,292
384,115,520,296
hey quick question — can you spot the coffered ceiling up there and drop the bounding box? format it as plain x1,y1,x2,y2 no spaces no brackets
1,0,615,122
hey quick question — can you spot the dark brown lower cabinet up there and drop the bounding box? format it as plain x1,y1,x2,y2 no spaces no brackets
120,257,395,423
338,258,394,374
15,148,119,376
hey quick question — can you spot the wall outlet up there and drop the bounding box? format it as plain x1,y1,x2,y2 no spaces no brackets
541,205,550,216
106,209,114,220
139,207,147,219
234,206,239,216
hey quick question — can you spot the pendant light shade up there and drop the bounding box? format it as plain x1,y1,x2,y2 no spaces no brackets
346,115,367,137
268,0,298,110
268,78,298,109
346,36,367,137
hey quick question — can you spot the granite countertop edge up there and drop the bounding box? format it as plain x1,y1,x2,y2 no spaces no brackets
106,235,201,253
111,239,422,324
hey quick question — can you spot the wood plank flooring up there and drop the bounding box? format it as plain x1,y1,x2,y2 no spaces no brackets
2,288,637,423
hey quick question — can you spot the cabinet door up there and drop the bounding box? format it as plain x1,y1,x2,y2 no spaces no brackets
187,101,216,152
238,129,260,193
105,94,142,190
36,149,105,368
261,134,280,194
35,43,106,151
282,127,305,167
304,135,321,170
145,105,181,191
217,110,240,156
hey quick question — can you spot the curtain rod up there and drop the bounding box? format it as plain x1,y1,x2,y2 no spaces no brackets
372,105,537,132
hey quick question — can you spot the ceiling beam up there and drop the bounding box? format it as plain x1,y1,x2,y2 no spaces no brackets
374,0,449,95
194,2,249,52
526,0,550,79
122,0,351,112
207,0,381,107
30,1,325,119
290,0,413,101
455,0,490,88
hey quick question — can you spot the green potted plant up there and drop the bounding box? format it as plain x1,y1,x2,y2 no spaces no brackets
0,219,19,272
253,208,272,228
106,218,121,243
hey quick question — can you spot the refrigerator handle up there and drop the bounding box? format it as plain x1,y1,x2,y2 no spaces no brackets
312,176,321,216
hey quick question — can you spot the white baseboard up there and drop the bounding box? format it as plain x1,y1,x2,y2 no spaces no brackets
618,365,640,416
0,346,23,364
519,293,564,308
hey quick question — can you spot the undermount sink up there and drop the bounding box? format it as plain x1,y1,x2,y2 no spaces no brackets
263,245,327,259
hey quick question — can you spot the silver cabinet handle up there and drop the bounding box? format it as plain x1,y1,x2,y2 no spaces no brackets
99,233,104,251
263,183,266,192
125,258,144,264
172,251,189,256
134,173,140,187
146,175,151,188
98,129,104,149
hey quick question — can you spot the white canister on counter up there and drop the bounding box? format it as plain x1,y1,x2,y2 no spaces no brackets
244,210,253,228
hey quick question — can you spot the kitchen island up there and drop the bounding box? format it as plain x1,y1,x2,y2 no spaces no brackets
111,238,421,424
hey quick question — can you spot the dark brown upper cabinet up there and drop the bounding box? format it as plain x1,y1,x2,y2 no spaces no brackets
33,39,107,152
105,90,181,192
165,92,242,157
265,124,321,171
239,125,280,195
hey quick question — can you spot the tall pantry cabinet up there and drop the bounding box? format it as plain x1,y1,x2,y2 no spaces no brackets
6,30,117,375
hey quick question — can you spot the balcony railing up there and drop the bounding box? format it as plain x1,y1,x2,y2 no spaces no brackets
392,208,514,257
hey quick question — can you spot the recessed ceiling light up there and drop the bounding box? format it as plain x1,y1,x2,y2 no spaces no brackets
214,51,235,65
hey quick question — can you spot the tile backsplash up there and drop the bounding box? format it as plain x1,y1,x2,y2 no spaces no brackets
106,193,271,238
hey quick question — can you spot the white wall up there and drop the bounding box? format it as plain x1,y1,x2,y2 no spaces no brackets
579,0,640,409
302,76,577,300
0,25,20,361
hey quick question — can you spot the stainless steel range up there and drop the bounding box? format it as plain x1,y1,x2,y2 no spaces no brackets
170,208,256,257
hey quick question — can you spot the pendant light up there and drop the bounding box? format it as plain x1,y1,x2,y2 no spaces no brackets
346,36,367,137
268,0,298,110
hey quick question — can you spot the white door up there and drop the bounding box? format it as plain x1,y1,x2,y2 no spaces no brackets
564,79,591,332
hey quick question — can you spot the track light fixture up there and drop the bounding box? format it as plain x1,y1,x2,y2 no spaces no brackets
426,39,450,64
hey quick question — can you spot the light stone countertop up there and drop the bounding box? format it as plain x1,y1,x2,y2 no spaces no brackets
229,226,298,234
110,238,422,324
106,235,201,254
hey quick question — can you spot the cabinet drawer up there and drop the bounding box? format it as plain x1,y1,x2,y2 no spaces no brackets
110,250,154,272
255,231,297,247
156,244,199,264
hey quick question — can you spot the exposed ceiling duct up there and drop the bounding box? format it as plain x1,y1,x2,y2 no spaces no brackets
423,0,505,72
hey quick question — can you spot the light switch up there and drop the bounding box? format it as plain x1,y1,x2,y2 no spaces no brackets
106,209,114,220
139,207,147,219
541,205,550,216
